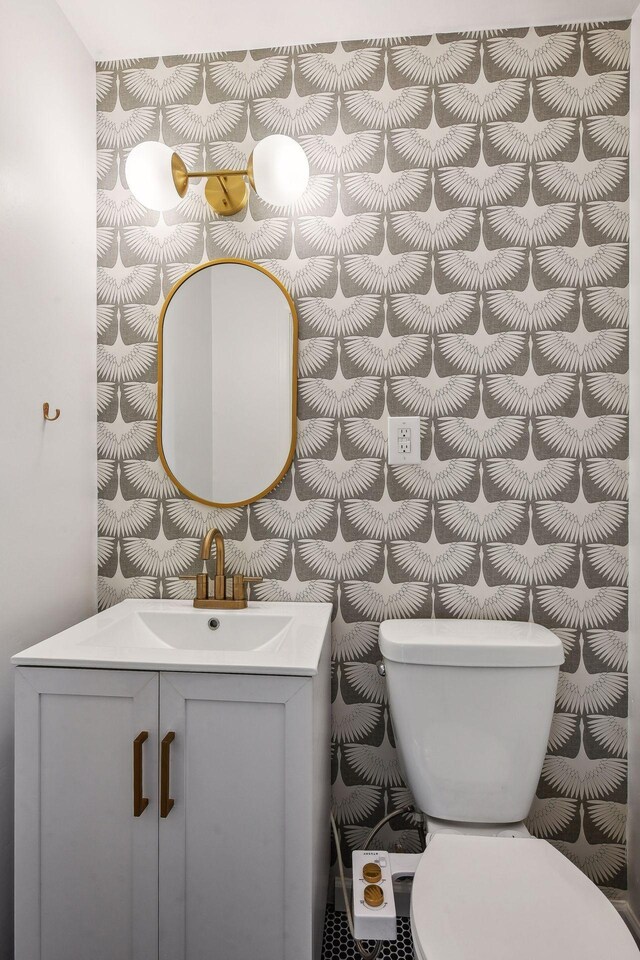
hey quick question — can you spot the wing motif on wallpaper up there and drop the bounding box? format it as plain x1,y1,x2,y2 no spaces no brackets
587,28,630,69
164,500,244,537
437,329,527,374
586,201,629,242
389,540,477,582
587,801,627,843
331,612,379,662
390,290,476,334
438,75,527,122
252,90,336,136
123,530,199,577
587,716,628,758
585,459,629,500
97,415,156,460
164,97,244,141
438,158,527,206
96,105,156,148
526,797,578,839
487,198,576,246
343,333,429,376
585,543,628,585
586,115,629,156
97,186,147,227
537,580,627,629
536,61,627,116
486,281,575,332
296,47,382,91
343,164,429,212
343,494,429,540
535,413,627,458
121,459,179,499
536,327,627,372
298,338,334,377
486,30,577,77
251,578,335,604
556,664,626,714
298,291,382,336
343,577,430,620
436,582,527,619
390,37,477,84
437,412,526,456
295,418,335,457
390,372,476,416
486,372,576,416
535,493,626,543
590,372,627,421
296,457,382,499
298,537,381,580
438,240,526,290
390,207,476,250
121,63,201,104
485,452,575,499
343,79,429,130
252,494,335,538
586,629,628,671
299,374,382,417
298,212,382,255
298,130,382,173
208,54,290,97
390,457,477,499
551,807,625,885
98,491,156,538
344,252,429,294
486,117,577,162
208,217,289,259
436,495,526,541
485,538,576,585
390,122,477,168
536,156,627,201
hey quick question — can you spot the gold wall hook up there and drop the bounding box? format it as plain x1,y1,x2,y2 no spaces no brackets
43,402,60,421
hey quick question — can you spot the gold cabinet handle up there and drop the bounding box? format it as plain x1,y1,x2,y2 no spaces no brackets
133,731,149,817
160,732,175,818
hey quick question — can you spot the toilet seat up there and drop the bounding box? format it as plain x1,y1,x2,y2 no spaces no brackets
410,834,638,960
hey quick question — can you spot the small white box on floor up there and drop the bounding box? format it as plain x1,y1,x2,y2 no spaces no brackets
352,850,397,941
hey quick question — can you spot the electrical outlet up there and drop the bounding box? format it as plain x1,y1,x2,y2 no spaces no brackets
387,417,421,465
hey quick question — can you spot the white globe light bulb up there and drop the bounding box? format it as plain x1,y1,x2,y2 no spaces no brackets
125,141,181,212
250,135,310,207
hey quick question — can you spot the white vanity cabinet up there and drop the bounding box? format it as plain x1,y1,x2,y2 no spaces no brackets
14,664,330,960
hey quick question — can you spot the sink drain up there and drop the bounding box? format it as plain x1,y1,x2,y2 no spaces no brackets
208,618,220,631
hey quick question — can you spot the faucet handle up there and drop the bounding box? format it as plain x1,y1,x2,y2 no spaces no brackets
232,575,263,602
179,573,209,601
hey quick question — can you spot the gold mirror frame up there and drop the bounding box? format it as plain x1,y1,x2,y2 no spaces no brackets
157,258,298,508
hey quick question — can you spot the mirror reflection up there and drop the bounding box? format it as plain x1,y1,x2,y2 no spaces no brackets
158,260,297,506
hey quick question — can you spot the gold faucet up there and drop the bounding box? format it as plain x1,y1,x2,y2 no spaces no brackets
180,527,262,609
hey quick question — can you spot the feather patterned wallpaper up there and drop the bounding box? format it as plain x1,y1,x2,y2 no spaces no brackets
96,21,630,890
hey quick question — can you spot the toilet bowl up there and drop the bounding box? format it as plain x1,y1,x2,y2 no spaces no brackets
378,619,639,959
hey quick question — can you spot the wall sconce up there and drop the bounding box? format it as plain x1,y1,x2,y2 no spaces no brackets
125,135,309,216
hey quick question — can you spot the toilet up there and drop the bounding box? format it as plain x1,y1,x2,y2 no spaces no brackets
378,618,639,960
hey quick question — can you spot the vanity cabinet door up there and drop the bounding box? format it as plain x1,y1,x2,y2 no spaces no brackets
158,672,316,960
14,667,160,960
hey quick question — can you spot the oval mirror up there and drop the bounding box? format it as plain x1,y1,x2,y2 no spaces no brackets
158,259,297,507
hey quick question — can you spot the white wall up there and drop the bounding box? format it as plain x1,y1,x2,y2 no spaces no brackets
629,10,640,930
0,0,97,953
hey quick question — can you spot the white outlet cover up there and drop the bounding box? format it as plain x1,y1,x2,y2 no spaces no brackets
388,416,421,465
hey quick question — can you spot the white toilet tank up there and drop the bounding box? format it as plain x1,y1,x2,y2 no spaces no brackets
379,619,564,824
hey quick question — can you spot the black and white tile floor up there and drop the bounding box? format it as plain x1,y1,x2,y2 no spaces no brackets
322,906,414,960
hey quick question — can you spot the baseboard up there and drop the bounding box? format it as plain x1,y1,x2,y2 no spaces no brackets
615,901,640,945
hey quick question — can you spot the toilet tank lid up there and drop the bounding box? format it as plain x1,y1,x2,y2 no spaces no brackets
378,619,564,667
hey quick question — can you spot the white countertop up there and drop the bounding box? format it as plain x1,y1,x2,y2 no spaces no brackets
11,599,333,676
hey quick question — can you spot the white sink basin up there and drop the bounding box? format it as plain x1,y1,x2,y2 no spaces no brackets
12,600,332,675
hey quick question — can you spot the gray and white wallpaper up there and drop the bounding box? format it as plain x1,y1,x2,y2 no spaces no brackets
96,21,630,890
